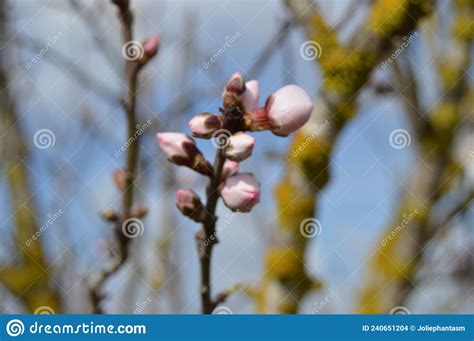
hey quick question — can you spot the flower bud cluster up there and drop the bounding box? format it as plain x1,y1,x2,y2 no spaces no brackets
157,72,313,218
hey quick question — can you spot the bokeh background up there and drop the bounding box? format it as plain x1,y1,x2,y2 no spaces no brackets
0,0,472,314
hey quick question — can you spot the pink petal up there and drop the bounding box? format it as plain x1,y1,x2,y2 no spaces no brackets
220,173,260,212
267,85,313,136
243,80,259,111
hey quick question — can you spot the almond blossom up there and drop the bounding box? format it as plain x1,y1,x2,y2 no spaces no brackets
156,71,313,313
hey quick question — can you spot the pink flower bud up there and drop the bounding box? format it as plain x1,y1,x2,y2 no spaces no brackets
225,72,245,95
143,36,159,58
176,189,205,222
243,80,259,111
130,205,148,219
156,132,213,176
222,160,239,180
225,133,255,161
223,72,245,107
188,113,222,139
266,85,314,136
100,208,119,222
157,132,194,160
220,173,260,213
138,36,159,66
113,168,126,190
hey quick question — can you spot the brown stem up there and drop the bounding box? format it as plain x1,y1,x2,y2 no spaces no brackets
197,147,226,314
89,0,142,314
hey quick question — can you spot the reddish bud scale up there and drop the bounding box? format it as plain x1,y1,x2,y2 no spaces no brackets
138,36,160,67
101,209,119,222
113,169,127,190
189,113,223,139
130,205,148,218
223,72,246,109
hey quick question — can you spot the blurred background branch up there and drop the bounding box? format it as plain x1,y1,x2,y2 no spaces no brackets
0,0,62,313
256,0,435,313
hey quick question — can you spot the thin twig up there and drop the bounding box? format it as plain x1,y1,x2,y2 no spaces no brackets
89,0,144,313
194,95,249,313
196,147,226,314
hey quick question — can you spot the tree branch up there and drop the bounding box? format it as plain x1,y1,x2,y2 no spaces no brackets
196,147,226,314
257,0,434,314
88,0,148,313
